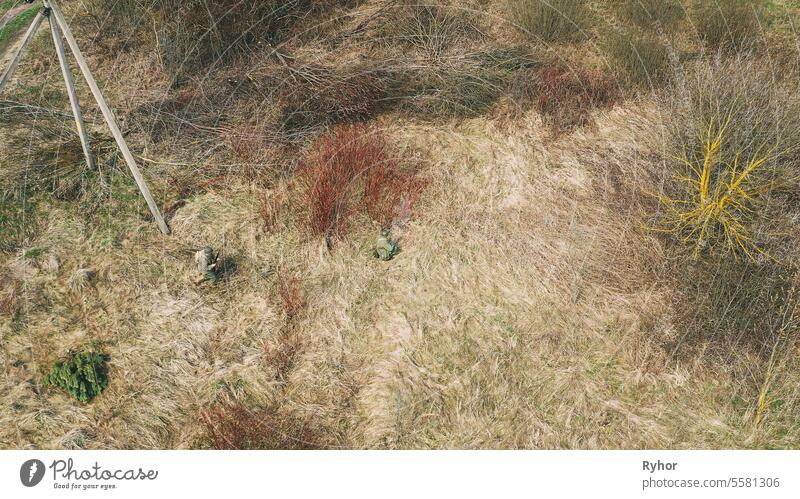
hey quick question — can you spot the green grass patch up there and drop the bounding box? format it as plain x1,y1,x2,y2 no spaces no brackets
0,4,36,51
0,0,25,13
0,197,37,252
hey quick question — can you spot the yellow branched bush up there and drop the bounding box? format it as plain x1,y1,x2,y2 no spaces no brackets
656,58,800,260
659,109,775,259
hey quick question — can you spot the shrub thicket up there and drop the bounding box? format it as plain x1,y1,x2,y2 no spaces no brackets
87,0,353,73
279,63,390,142
380,1,481,57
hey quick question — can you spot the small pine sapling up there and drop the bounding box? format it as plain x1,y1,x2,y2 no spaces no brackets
44,351,109,403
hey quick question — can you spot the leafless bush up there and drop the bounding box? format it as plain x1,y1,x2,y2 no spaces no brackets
657,57,800,259
277,272,306,321
85,0,358,74
376,1,482,57
301,124,424,239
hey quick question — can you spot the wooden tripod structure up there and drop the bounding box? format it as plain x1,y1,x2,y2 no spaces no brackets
0,0,170,234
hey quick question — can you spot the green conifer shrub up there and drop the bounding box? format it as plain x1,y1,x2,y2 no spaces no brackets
44,351,109,403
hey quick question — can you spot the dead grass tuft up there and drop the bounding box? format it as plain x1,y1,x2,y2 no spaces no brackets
617,0,685,29
364,156,426,228
277,272,306,322
522,64,619,133
691,0,762,53
0,270,21,318
258,189,285,231
606,28,671,88
509,0,591,43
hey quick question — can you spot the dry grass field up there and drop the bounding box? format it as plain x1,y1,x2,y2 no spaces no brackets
1,0,800,449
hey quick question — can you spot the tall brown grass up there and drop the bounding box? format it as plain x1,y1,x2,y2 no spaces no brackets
520,64,618,132
0,271,20,318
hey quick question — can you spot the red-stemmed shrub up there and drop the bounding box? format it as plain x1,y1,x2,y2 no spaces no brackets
301,125,424,238
364,159,426,228
301,124,376,237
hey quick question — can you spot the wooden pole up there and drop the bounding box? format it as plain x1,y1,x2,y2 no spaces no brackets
48,0,170,234
0,11,45,92
48,14,97,177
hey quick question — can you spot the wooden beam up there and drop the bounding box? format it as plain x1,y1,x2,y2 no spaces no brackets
0,11,45,92
48,0,170,235
48,15,97,177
